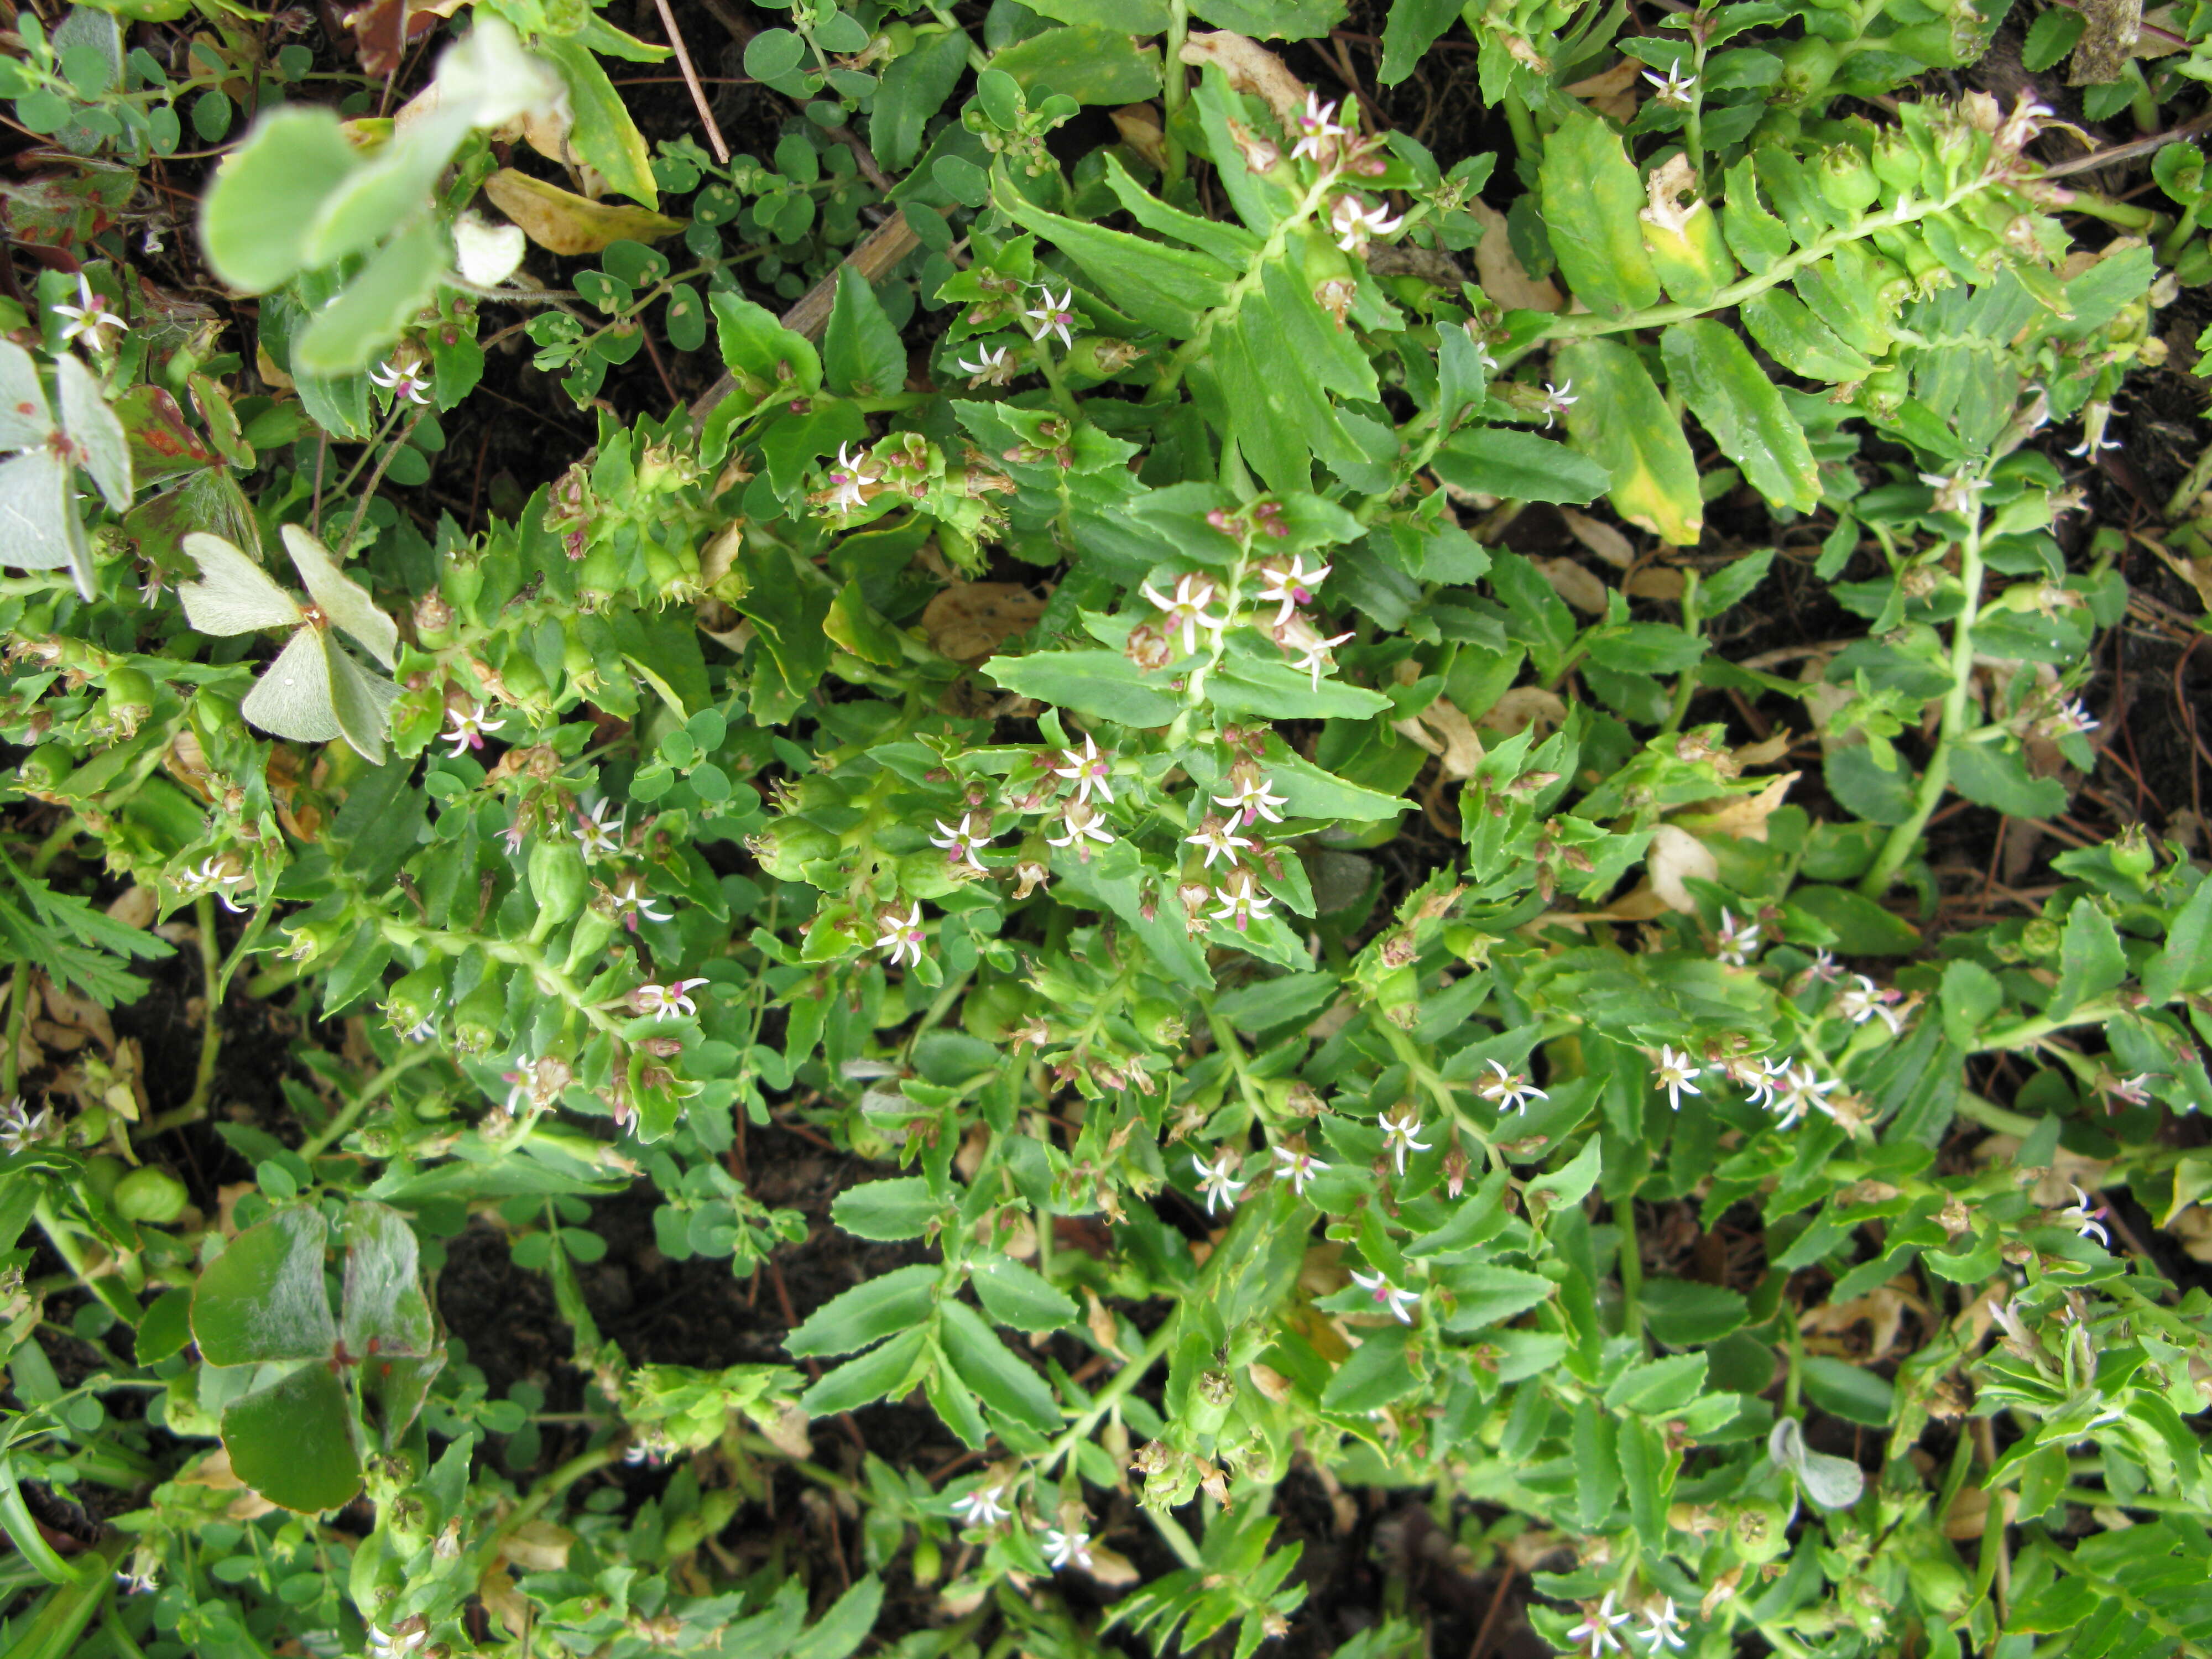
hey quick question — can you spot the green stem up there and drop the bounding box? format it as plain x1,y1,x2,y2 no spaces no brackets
1161,0,1190,189
176,896,222,1125
299,1045,445,1159
32,1201,139,1326
2163,434,2212,520
1614,1194,1645,1349
1860,499,1985,896
1974,1000,2128,1056
1953,1092,2039,1137
1502,90,1540,168
1657,570,1703,736
0,1537,126,1659
1526,174,2007,361
1040,1317,1177,1476
1032,339,1080,422
1,965,25,1099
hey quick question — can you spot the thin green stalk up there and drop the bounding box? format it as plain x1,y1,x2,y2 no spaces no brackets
1161,0,1190,190
1658,570,1703,736
1041,1316,1177,1475
1614,1195,1644,1348
176,896,222,1125
0,1537,126,1659
32,1201,139,1326
1860,497,1985,896
1,964,26,1099
1952,1092,2039,1137
2163,435,2212,520
299,1044,445,1159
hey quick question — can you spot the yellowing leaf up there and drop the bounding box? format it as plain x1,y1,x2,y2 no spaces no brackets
481,170,685,257
1557,338,1702,546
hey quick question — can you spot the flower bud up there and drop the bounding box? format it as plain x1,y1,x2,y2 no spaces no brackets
528,839,589,935
451,977,509,1056
383,962,447,1032
114,1165,189,1224
1816,144,1879,215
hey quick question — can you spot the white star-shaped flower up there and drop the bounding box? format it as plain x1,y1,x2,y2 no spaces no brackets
930,810,993,873
574,799,625,860
1378,1107,1429,1175
1918,468,1990,516
1214,771,1289,827
1050,734,1115,804
442,702,505,758
951,1483,1009,1526
1770,1062,1839,1129
635,978,708,1020
2039,696,2098,737
1272,1143,1324,1196
54,275,125,353
1834,974,1903,1035
1653,1046,1702,1111
1290,90,1351,161
1186,816,1253,870
1567,1590,1630,1655
1329,194,1404,253
825,442,877,512
1140,572,1228,657
1536,379,1577,429
611,874,672,927
1040,1526,1093,1571
875,901,926,968
1046,799,1115,851
183,854,252,914
1634,1596,1688,1652
0,1097,54,1155
1350,1267,1420,1323
955,343,1016,386
1714,908,1762,967
1642,61,1698,105
1254,555,1330,628
1192,1146,1247,1214
1475,1058,1546,1114
1024,287,1077,349
2059,1182,2110,1247
1210,871,1272,932
1288,627,1355,691
369,358,432,406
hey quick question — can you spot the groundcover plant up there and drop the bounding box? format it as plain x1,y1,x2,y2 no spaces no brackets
6,0,2212,1653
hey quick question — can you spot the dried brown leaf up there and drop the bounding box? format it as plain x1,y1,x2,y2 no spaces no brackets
922,582,1044,662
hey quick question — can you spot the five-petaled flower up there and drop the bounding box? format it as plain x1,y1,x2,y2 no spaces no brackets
1193,1146,1247,1214
1566,1590,1631,1655
1536,380,1578,429
1047,799,1115,853
1052,735,1115,804
635,978,708,1021
1476,1058,1547,1114
1210,871,1272,932
114,1562,158,1596
2106,1072,2156,1109
1279,618,1355,691
1642,62,1698,105
2038,696,2098,738
611,874,672,928
369,358,432,406
1024,287,1077,349
1140,573,1228,656
1653,1046,1702,1110
0,1097,54,1156
1329,194,1405,253
2059,1182,2110,1248
951,1484,1010,1527
1290,91,1352,161
442,702,505,758
1379,1106,1430,1175
1833,973,1904,1035
54,275,126,353
1254,555,1331,628
930,811,994,873
2067,401,2121,457
1714,909,1762,967
1272,1142,1325,1196
1918,468,1989,516
1040,1526,1093,1572
184,854,251,914
1215,770,1289,828
1350,1268,1420,1323
825,442,879,512
875,902,927,968
1770,1062,1839,1129
956,343,1016,386
1186,815,1253,870
1634,1597,1688,1653
575,799,625,860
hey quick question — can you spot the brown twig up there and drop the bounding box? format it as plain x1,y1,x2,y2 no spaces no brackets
650,0,730,164
1468,1562,1518,1659
2043,109,2212,179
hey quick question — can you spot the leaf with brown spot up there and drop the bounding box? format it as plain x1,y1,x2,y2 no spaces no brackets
480,170,685,257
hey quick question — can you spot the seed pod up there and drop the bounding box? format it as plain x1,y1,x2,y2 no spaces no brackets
451,975,509,1055
528,838,589,932
1816,145,1879,215
1775,38,1839,106
383,962,447,1032
1869,127,1926,195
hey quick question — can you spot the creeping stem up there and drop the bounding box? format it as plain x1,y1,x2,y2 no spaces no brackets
1860,489,1986,896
